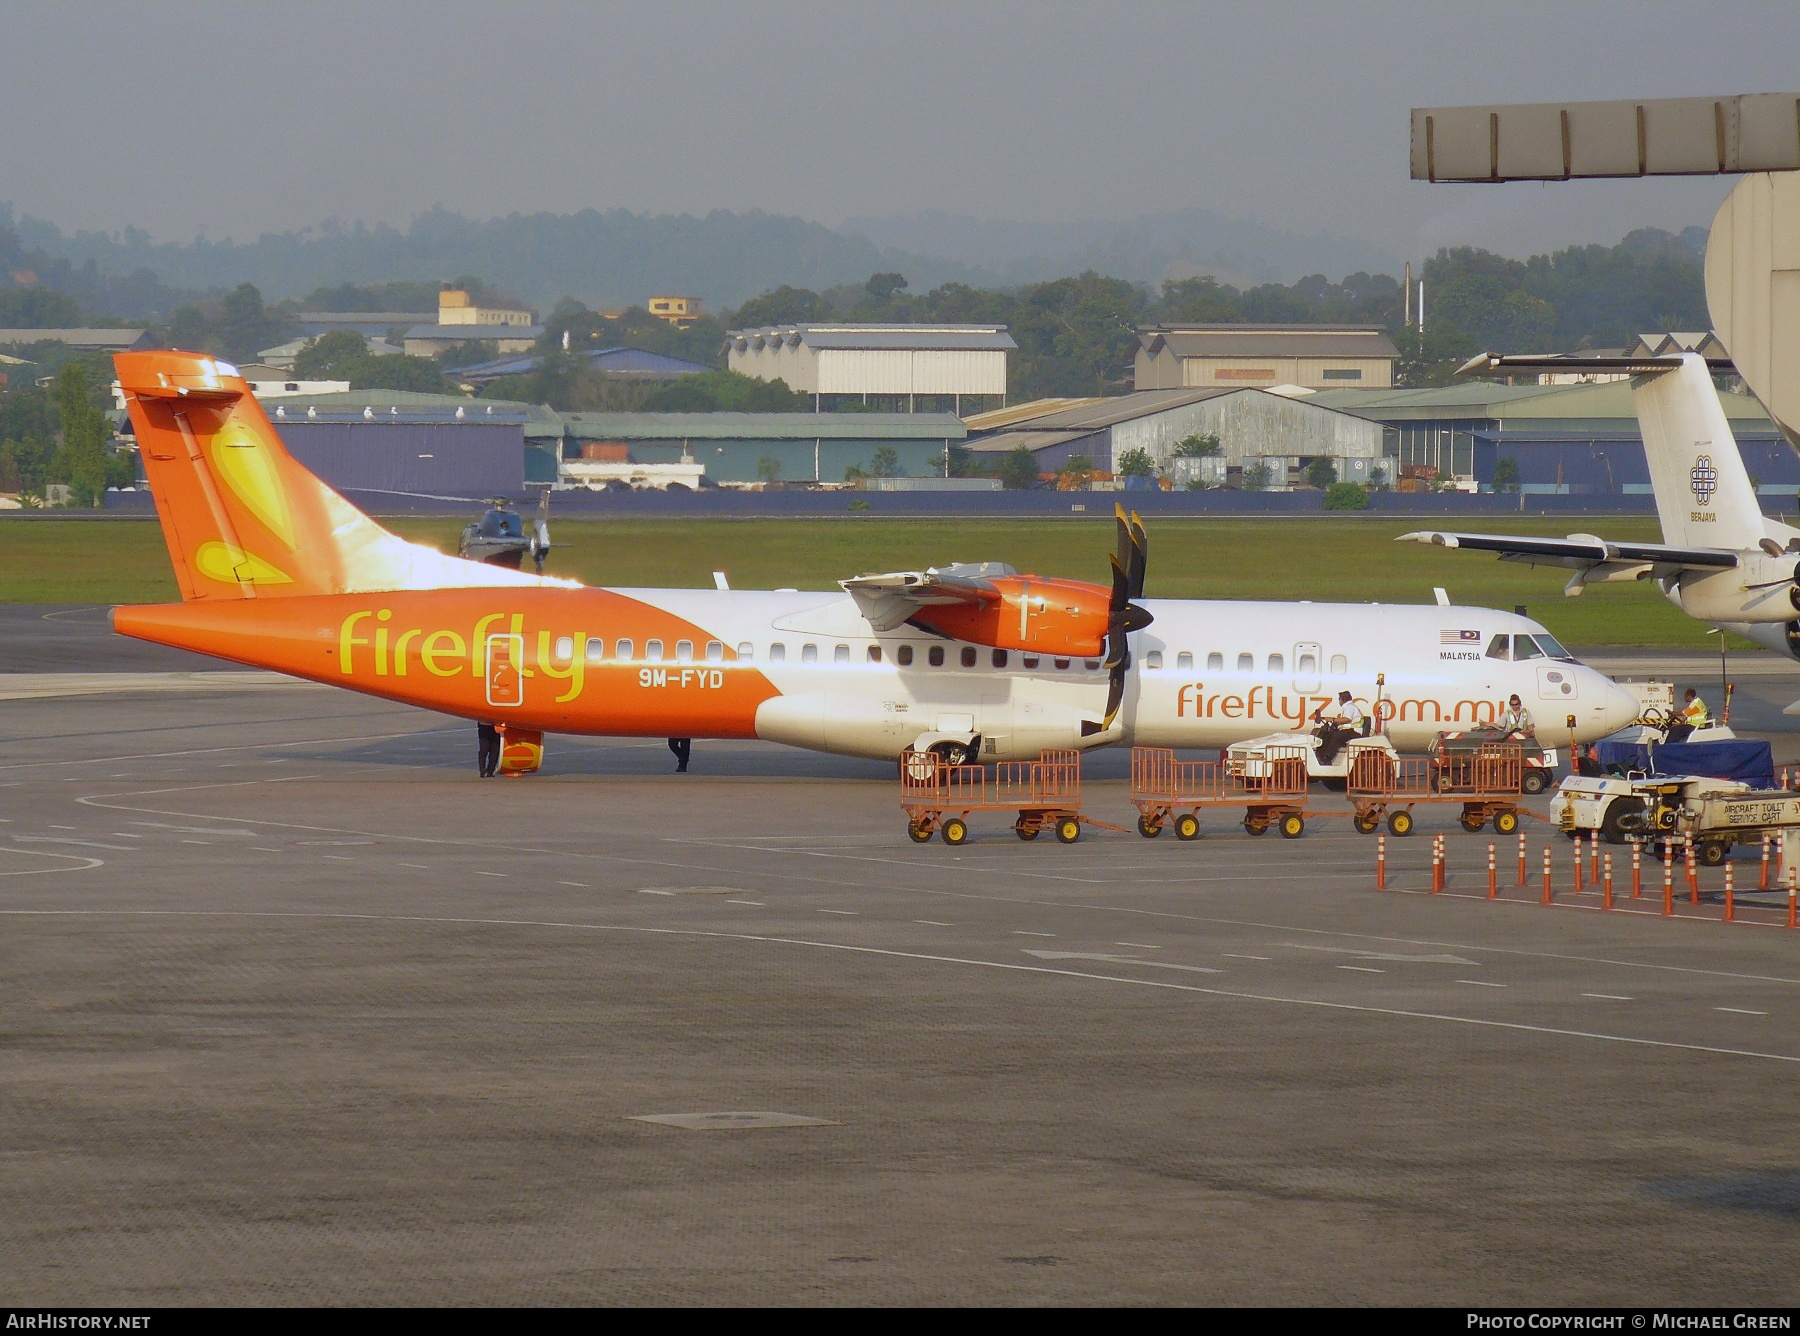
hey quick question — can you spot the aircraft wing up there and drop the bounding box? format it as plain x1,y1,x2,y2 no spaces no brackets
1397,530,1740,575
841,569,1002,631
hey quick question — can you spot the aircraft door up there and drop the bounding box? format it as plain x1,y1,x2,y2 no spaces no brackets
485,633,525,708
1292,642,1321,693
1536,663,1577,704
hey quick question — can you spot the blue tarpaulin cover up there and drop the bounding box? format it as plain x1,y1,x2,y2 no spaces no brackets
1594,738,1774,790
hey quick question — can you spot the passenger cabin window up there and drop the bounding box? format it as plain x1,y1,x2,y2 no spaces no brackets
992,649,1008,668
1207,652,1223,671
834,644,850,664
1330,654,1347,674
675,639,693,663
616,638,635,661
1022,655,1039,669
768,643,786,662
554,636,574,662
897,645,914,666
928,646,945,666
1268,653,1284,672
1177,652,1194,671
1237,653,1253,672
961,647,978,668
1145,651,1163,670
1054,658,1070,670
867,645,882,663
736,642,753,661
585,638,606,663
706,641,724,663
1083,659,1099,671
646,639,664,662
801,643,818,664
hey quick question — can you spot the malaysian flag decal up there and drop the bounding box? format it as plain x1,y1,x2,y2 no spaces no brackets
1439,629,1481,645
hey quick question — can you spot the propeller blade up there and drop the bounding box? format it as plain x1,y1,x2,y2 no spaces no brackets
1110,554,1130,611
1115,504,1132,580
1103,654,1127,727
1127,510,1148,600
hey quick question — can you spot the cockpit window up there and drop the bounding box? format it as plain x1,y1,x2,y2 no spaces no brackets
1485,634,1510,661
1511,635,1545,661
1532,632,1575,662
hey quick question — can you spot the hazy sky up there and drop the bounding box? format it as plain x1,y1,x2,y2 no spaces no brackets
3,0,1796,262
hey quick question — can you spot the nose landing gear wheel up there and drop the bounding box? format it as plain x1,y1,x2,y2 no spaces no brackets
1279,813,1305,839
1136,814,1161,838
1174,813,1200,841
941,817,969,846
1387,810,1414,837
1055,817,1081,844
1493,809,1520,835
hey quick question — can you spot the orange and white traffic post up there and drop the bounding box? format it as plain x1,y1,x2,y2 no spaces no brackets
1631,839,1642,899
1376,833,1387,890
1516,832,1527,887
1663,840,1675,916
1725,859,1736,923
1487,840,1497,899
1685,835,1699,904
1761,834,1771,892
1574,834,1584,892
1542,846,1553,904
1603,850,1613,910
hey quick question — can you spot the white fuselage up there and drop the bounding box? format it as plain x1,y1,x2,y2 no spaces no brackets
634,589,1642,761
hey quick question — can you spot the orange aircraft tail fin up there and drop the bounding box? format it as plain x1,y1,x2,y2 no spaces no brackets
117,350,568,601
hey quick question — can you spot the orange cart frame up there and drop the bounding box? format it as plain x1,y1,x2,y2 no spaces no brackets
1130,745,1316,840
901,748,1095,845
1345,741,1526,837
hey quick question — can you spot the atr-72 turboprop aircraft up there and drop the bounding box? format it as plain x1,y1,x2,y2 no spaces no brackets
110,350,1638,770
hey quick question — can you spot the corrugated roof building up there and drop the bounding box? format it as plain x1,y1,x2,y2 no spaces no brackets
725,324,1015,412
1135,324,1399,391
0,328,155,351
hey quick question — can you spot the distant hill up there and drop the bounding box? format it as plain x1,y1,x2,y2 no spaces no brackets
839,208,1402,288
3,206,986,313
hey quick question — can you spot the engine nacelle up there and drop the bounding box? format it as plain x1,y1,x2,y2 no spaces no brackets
497,726,543,775
1674,554,1800,623
905,576,1116,657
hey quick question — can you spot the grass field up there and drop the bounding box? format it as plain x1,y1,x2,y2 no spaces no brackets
0,514,1747,648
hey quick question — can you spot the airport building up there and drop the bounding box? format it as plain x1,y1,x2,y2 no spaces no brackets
553,411,968,486
725,323,1015,413
964,388,1384,486
1134,324,1400,392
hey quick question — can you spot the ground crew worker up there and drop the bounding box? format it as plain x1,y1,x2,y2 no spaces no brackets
1498,694,1534,737
477,721,501,778
667,737,691,773
1310,690,1363,764
1665,688,1710,743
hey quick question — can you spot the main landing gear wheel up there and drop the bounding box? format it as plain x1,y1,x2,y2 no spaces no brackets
1137,814,1162,838
1522,770,1550,795
908,819,933,843
1353,811,1380,835
1279,813,1306,840
1055,817,1081,844
941,817,969,846
1387,810,1414,837
1174,813,1201,841
1493,809,1520,836
1016,817,1041,841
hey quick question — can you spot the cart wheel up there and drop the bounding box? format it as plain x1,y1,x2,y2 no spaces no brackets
1494,809,1519,835
1698,839,1729,867
1136,813,1161,838
1244,818,1269,837
1016,816,1041,841
1055,817,1081,844
1279,813,1305,840
941,817,969,846
907,819,933,843
1174,813,1200,842
1353,810,1380,834
1387,810,1414,837
1460,812,1486,833
1522,770,1550,795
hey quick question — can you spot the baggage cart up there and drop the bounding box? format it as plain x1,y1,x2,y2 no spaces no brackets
1130,745,1314,840
1346,740,1526,837
900,748,1088,845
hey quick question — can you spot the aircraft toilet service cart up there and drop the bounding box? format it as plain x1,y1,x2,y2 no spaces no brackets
901,748,1093,846
1129,744,1314,840
1345,738,1527,837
